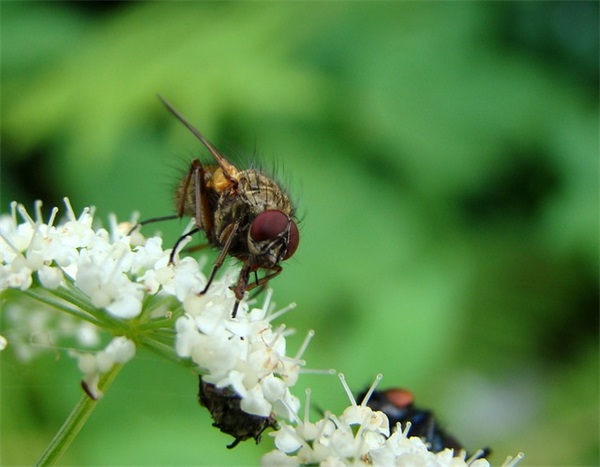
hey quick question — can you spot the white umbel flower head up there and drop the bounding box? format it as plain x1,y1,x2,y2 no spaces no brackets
0,199,203,388
262,375,525,467
2,199,311,427
0,199,151,318
175,286,310,421
0,199,209,318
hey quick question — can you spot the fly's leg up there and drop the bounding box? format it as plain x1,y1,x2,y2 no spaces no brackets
168,159,214,265
245,265,282,293
127,214,180,236
200,221,240,295
230,262,251,319
192,159,213,234
230,264,282,318
168,227,201,264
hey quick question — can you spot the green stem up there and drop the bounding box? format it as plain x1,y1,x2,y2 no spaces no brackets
139,335,183,364
51,286,126,330
35,363,124,466
23,289,102,327
137,316,179,331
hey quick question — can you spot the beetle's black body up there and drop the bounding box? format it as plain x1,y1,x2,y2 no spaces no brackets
199,378,278,449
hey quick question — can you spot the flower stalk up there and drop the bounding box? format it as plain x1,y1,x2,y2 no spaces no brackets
35,363,124,467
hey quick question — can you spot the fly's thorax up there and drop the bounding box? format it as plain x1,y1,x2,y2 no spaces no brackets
239,170,293,215
213,169,296,265
214,170,293,235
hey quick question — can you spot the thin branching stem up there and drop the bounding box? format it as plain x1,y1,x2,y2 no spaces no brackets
35,364,124,466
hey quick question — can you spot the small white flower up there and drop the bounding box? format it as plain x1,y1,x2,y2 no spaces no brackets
73,241,146,319
262,449,299,466
71,336,136,399
38,264,64,289
105,336,136,363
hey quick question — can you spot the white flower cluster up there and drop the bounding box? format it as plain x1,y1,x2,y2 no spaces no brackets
176,286,309,420
0,199,307,417
2,299,101,362
0,198,188,319
0,199,177,396
262,377,525,467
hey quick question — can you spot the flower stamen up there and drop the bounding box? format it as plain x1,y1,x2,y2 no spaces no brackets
34,200,43,224
47,206,59,229
359,373,383,407
267,301,297,322
63,197,77,221
17,204,36,226
338,373,357,406
294,329,314,361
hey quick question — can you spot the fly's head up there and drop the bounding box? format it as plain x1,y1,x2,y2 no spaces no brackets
247,210,299,267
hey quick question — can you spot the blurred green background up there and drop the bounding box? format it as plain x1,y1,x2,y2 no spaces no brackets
1,2,598,465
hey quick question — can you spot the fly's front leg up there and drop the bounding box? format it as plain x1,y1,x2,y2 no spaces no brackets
126,214,180,236
245,265,282,293
230,262,252,319
200,221,240,295
229,264,282,318
168,227,201,265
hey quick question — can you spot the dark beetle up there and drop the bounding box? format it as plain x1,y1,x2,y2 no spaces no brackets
358,387,491,459
199,377,278,449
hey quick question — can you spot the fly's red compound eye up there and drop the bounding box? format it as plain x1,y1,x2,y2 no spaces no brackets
283,220,299,260
250,210,289,242
250,210,299,260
